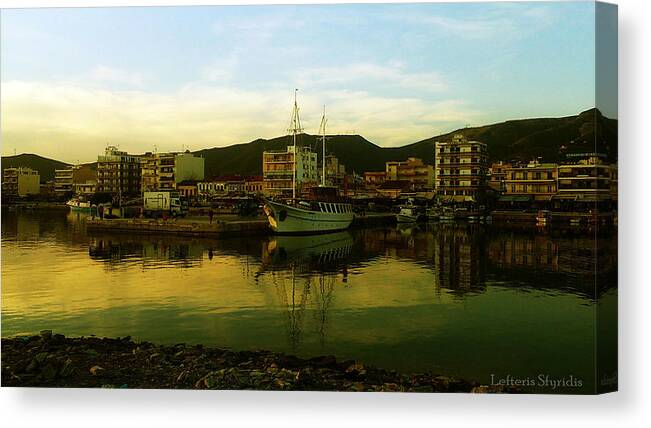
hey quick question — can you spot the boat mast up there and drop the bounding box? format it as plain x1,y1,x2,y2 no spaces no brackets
289,89,303,200
319,105,328,186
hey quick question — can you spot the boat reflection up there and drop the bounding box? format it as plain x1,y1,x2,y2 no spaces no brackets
258,231,354,349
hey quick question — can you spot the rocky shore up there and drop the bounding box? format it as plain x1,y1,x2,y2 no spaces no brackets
2,331,517,393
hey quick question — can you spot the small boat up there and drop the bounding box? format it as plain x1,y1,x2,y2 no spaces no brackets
397,199,424,223
439,207,455,222
66,197,95,212
425,206,441,221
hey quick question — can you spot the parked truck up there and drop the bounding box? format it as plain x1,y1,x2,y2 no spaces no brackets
143,191,187,218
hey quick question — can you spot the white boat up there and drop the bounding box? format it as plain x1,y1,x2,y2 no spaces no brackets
426,206,441,221
264,196,353,234
66,198,95,212
263,92,354,235
397,205,420,223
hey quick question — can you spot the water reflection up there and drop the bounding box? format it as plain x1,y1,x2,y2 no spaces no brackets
257,232,353,349
1,210,617,392
89,236,205,270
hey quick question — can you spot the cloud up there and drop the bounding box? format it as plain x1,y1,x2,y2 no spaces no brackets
293,63,447,93
398,4,556,41
1,79,480,163
90,65,146,86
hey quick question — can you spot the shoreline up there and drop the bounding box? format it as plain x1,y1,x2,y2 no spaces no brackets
1,332,517,393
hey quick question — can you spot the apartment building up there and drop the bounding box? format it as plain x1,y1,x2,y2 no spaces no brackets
434,134,488,203
385,157,434,190
55,164,98,195
262,146,317,197
141,151,205,192
2,167,40,197
96,146,142,196
504,161,558,201
488,161,512,192
364,171,387,189
556,157,617,202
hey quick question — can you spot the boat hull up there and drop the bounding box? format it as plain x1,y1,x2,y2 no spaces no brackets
396,214,418,223
263,200,354,234
66,200,94,212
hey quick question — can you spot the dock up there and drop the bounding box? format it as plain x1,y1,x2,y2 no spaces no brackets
86,217,271,237
85,213,397,237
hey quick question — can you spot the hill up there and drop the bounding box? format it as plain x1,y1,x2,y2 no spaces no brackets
195,108,617,177
1,154,70,182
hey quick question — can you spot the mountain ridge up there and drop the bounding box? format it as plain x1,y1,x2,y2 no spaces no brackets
2,109,617,180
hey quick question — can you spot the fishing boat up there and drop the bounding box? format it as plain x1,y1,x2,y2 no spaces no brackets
66,197,95,212
263,92,354,235
397,205,420,223
425,205,441,222
396,199,423,223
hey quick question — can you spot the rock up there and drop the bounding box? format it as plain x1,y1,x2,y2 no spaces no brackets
60,358,75,377
41,362,58,380
309,355,337,368
349,382,365,392
470,385,510,393
89,365,104,376
39,330,52,340
34,352,49,364
345,363,367,377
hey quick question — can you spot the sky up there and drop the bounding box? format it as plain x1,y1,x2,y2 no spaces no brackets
0,1,607,164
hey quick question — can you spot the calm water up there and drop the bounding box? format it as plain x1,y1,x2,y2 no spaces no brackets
1,210,617,393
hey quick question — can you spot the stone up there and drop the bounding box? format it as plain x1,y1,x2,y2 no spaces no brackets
346,363,367,376
41,363,58,380
89,365,104,376
60,358,75,377
34,352,49,364
39,330,52,340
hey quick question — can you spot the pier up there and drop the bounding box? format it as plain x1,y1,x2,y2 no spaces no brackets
85,213,398,237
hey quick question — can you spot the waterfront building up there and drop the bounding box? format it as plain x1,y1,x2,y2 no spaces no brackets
556,156,617,205
385,157,434,190
54,168,74,194
74,180,97,197
141,151,204,192
262,145,318,197
2,167,40,197
503,161,558,202
141,152,175,191
364,171,387,189
174,152,205,184
488,161,512,193
55,165,98,195
97,146,142,196
198,175,263,196
244,176,264,194
324,155,346,189
434,134,488,204
376,180,412,198
177,180,199,199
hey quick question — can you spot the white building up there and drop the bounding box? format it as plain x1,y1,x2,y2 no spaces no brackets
262,146,318,196
2,167,40,197
174,152,205,183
